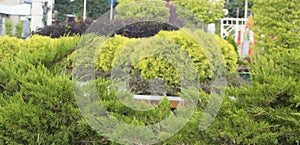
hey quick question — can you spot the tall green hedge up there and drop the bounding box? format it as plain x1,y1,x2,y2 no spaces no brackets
15,21,23,38
5,19,13,36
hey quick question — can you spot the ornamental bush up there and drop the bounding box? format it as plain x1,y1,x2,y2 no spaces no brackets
0,35,79,66
0,30,237,144
4,1,300,145
0,26,299,145
15,21,24,38
0,35,108,144
0,36,23,62
160,48,300,144
36,21,91,38
115,21,179,38
5,19,13,36
217,48,300,144
96,29,237,95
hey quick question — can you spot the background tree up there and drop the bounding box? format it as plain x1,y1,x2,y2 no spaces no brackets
72,0,111,20
114,0,225,30
225,0,253,18
174,0,225,28
53,0,74,23
54,0,110,23
114,0,169,21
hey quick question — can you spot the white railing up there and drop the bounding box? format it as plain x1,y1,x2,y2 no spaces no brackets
220,18,248,42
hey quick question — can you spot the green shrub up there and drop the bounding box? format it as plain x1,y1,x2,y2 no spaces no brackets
98,29,237,76
23,35,79,67
214,35,238,73
225,36,238,56
97,35,138,71
0,36,108,144
96,29,237,95
0,29,299,145
244,2,300,143
5,19,13,36
163,48,300,144
252,0,300,50
15,21,23,38
154,30,212,80
0,36,23,62
216,48,300,144
0,63,108,144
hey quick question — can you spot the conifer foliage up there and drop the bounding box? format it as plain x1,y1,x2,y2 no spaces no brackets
252,0,300,50
0,0,300,143
0,35,107,144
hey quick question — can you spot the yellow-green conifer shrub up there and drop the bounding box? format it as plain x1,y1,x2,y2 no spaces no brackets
155,30,211,80
214,35,238,73
23,35,53,51
115,36,183,86
97,35,139,71
0,35,105,144
19,35,79,66
0,36,23,62
96,29,237,95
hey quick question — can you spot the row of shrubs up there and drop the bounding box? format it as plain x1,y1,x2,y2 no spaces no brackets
35,21,92,38
36,21,179,38
4,19,24,38
0,30,235,144
1,30,299,144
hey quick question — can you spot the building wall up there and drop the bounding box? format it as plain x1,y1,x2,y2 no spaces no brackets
31,0,43,32
0,0,20,35
0,0,25,35
0,0,54,35
0,0,21,6
30,0,53,32
0,0,22,26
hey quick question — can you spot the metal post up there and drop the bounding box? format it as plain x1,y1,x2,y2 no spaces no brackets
235,8,239,42
220,19,224,38
110,0,113,20
83,0,87,22
244,0,248,20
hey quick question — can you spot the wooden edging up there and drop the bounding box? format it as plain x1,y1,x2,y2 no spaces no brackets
133,95,183,109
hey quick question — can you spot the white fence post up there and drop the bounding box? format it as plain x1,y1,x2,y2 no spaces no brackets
220,18,247,41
